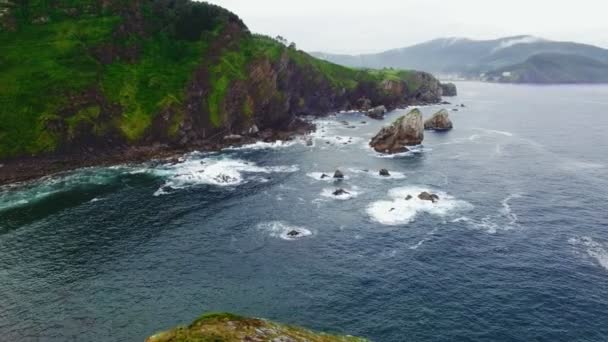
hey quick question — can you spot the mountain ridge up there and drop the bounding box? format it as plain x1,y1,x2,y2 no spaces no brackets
312,35,608,83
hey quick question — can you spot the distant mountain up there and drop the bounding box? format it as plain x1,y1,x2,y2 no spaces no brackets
484,53,608,84
312,36,608,83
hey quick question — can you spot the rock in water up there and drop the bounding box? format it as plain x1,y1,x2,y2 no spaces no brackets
369,109,424,154
366,105,387,120
333,189,350,196
418,192,440,203
333,170,344,179
424,109,453,131
287,230,300,237
379,169,390,177
440,82,458,96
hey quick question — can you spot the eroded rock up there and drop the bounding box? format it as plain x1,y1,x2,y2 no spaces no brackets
424,109,453,131
440,82,458,97
369,109,424,154
418,192,440,203
333,189,350,196
366,105,387,120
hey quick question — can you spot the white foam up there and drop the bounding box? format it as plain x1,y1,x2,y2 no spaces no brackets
321,187,360,200
257,221,313,241
369,144,424,159
367,186,472,225
150,155,298,195
473,128,514,137
451,194,522,234
223,140,297,151
569,236,608,271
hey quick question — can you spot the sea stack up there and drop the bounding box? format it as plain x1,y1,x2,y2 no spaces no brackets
424,109,454,131
369,109,424,154
440,83,458,96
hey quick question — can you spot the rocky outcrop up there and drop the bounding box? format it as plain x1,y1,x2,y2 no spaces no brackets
440,83,458,96
379,169,390,176
424,109,453,131
418,192,440,203
146,313,366,342
369,109,424,154
366,105,387,119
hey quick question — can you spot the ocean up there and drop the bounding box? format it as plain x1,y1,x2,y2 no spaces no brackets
1,82,607,341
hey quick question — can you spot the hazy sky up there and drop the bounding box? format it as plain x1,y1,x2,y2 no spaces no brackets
204,0,608,54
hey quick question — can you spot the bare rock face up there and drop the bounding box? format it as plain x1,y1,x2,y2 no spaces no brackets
424,109,453,131
366,105,387,120
369,109,424,154
440,83,458,97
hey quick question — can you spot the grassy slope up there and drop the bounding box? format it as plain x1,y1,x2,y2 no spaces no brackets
0,0,423,160
146,313,367,342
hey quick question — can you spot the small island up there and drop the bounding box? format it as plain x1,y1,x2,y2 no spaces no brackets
146,313,366,342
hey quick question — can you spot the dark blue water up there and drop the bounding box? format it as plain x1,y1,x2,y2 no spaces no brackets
1,82,608,341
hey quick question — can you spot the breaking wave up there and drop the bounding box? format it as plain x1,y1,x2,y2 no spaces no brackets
150,154,298,196
367,186,472,225
569,236,608,271
257,221,313,241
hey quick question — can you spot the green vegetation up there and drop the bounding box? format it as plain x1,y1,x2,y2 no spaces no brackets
146,312,367,342
0,0,436,160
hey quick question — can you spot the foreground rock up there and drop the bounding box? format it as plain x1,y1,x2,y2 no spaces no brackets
440,83,458,96
369,109,424,154
379,169,390,177
366,105,387,120
146,313,366,342
424,109,453,131
418,192,440,203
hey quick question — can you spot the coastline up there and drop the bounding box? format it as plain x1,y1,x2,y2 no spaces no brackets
0,123,314,187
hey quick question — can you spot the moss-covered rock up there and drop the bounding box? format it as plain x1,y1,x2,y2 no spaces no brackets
146,313,367,342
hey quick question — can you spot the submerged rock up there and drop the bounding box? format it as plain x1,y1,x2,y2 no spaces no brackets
418,192,440,203
366,105,387,120
287,230,300,237
333,170,344,179
424,109,453,131
320,173,330,179
369,109,424,154
379,169,390,177
146,313,366,342
405,195,413,200
333,188,350,196
440,82,458,97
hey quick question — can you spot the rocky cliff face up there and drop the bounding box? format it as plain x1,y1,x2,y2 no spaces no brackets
0,0,445,183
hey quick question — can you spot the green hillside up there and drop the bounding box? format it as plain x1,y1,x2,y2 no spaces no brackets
0,0,442,161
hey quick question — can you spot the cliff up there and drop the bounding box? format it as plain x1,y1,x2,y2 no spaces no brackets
145,313,366,342
0,0,444,183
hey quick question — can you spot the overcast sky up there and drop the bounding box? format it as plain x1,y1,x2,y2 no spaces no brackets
204,0,608,54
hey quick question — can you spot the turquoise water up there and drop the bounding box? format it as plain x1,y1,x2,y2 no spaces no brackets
1,82,607,341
